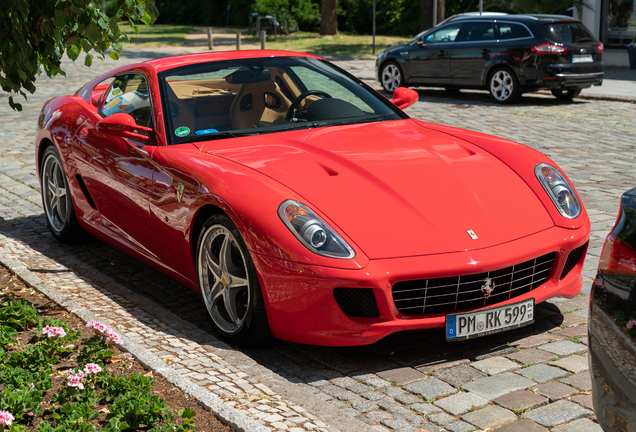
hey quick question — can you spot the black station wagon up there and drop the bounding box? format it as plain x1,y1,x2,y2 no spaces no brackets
376,14,604,103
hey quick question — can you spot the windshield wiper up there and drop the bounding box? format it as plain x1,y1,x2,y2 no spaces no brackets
179,131,257,144
576,37,593,42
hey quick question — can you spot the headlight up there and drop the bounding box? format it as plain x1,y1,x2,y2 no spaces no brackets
278,200,355,259
535,163,581,219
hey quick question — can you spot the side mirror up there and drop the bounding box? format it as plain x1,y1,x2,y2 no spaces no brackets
416,39,428,48
391,87,418,110
96,113,154,143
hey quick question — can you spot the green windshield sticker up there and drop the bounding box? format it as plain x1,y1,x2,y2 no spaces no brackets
175,126,190,137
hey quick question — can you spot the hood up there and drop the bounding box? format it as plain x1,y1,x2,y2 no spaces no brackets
202,120,554,259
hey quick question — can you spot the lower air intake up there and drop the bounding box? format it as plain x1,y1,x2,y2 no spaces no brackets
333,288,379,318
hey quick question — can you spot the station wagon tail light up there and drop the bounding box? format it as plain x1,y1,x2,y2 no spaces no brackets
597,42,604,53
278,200,356,259
531,44,567,54
598,233,636,276
535,163,581,219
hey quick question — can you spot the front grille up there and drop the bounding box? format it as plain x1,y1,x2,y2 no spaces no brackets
333,288,379,318
392,252,556,316
560,242,588,280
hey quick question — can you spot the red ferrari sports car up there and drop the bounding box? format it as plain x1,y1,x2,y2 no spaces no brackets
36,50,590,346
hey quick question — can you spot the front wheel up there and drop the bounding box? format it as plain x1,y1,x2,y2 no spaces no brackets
196,214,271,345
40,146,83,243
488,68,520,104
551,88,582,100
380,62,405,93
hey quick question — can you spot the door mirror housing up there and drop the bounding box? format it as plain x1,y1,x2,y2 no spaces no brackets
391,87,418,110
96,113,154,143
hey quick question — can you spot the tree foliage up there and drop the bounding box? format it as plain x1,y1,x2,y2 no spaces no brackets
483,0,586,15
0,0,159,111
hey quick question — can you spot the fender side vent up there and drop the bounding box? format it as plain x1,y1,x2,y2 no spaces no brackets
333,288,379,318
75,174,97,209
560,242,588,280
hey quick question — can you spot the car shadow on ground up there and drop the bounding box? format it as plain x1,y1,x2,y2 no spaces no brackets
1,211,569,387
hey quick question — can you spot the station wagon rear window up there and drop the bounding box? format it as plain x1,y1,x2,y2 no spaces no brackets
539,22,595,44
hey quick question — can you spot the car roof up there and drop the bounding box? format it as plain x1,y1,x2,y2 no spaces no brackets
438,12,578,24
143,50,323,73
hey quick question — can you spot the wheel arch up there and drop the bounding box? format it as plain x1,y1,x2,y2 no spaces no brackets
190,203,227,267
483,61,522,88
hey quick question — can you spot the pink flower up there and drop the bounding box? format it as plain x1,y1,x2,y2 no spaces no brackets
42,326,66,338
84,363,102,374
123,353,133,360
66,370,85,389
106,331,122,344
0,410,15,426
627,320,636,329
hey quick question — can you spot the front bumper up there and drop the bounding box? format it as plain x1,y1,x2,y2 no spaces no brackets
254,222,590,346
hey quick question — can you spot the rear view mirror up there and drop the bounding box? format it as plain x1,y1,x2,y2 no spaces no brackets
391,87,418,110
96,113,154,143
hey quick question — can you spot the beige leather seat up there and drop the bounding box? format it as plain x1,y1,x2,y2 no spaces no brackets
229,79,291,130
165,84,196,136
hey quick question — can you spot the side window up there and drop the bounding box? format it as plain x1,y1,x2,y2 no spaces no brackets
424,23,463,43
461,22,495,42
100,74,152,128
497,23,532,40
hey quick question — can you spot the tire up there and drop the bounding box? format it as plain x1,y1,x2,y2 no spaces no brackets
196,214,272,345
551,88,582,100
488,67,520,104
380,62,405,93
40,145,83,243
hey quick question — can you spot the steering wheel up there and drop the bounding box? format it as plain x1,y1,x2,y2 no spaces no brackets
286,90,332,121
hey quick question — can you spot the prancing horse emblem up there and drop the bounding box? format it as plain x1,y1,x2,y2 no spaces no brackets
481,277,495,297
176,183,185,203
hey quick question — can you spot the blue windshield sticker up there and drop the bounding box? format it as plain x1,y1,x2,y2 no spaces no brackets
195,129,219,136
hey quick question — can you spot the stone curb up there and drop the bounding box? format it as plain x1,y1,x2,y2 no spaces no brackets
0,252,268,432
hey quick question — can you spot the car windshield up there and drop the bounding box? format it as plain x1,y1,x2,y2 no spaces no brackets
539,22,595,44
159,56,403,144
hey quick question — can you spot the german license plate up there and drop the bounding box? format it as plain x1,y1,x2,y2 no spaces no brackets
572,54,593,63
446,298,534,341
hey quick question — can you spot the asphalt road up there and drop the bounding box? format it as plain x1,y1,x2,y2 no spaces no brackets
1,47,634,432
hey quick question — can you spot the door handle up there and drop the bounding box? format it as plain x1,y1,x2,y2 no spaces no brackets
438,50,447,56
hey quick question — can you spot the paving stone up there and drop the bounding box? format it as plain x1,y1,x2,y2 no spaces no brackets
394,393,423,405
428,412,456,425
351,399,378,413
380,417,411,430
377,398,398,410
364,377,393,389
538,341,587,356
445,420,477,432
515,364,568,383
549,355,589,373
462,372,535,400
333,390,359,401
434,392,489,416
571,394,594,410
410,403,440,415
555,325,588,338
560,372,592,391
460,405,517,429
464,344,517,361
511,333,564,349
432,365,486,387
384,387,407,398
366,410,393,422
523,400,592,427
413,355,470,372
403,377,458,400
493,419,549,432
362,391,387,401
535,382,577,402
551,418,603,432
506,348,556,365
471,357,519,375
377,367,427,386
493,389,548,411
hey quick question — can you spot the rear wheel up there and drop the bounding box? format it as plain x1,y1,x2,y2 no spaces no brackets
551,88,582,100
196,214,271,345
488,68,520,104
380,62,405,92
40,146,83,243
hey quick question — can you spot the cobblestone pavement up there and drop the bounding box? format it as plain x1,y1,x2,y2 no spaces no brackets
1,48,635,432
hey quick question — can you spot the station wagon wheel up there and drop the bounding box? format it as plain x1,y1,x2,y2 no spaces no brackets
197,214,271,345
380,62,405,92
488,68,520,104
551,88,582,100
40,146,83,243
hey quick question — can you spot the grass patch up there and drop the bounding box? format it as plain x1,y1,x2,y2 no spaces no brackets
119,24,196,47
245,32,411,58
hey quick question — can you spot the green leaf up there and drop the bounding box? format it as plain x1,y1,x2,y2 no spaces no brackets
178,407,196,419
85,23,100,41
109,51,120,61
54,9,66,28
84,53,93,67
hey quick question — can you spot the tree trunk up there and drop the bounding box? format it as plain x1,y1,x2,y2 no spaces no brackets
420,0,445,32
320,0,338,35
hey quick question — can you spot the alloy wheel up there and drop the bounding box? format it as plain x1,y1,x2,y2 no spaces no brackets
490,70,515,102
198,224,251,335
381,64,402,92
42,153,69,234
